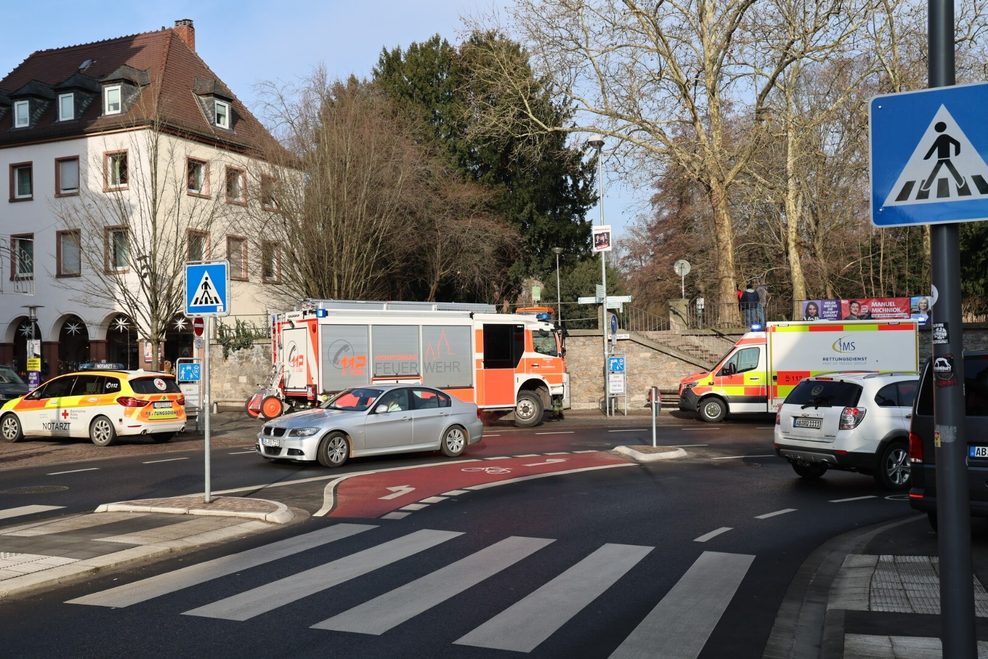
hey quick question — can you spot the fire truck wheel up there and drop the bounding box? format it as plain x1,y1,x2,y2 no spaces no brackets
441,425,467,457
90,416,117,447
260,396,284,419
698,397,726,423
514,391,544,427
318,432,350,467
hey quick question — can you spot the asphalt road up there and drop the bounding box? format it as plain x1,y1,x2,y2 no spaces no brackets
0,412,915,657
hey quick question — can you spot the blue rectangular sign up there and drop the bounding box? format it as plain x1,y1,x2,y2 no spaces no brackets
177,362,201,383
608,356,625,373
871,82,988,227
185,261,229,316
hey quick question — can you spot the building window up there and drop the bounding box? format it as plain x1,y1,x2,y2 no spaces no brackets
57,230,81,277
13,100,30,128
187,230,209,262
261,241,280,282
104,85,122,115
187,159,208,195
58,93,75,121
11,234,33,280
104,151,128,190
10,163,33,201
215,100,230,129
261,175,279,211
56,157,80,196
225,167,246,204
105,227,129,272
227,236,247,280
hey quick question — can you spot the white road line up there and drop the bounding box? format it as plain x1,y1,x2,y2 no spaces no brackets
485,456,511,460
516,453,540,457
607,429,650,433
534,431,574,435
314,536,554,635
399,503,428,511
68,523,375,608
830,495,878,503
694,527,732,543
610,551,754,659
755,508,797,520
0,505,64,521
227,450,256,455
484,433,501,437
545,451,570,455
711,454,776,461
680,427,722,431
465,463,635,491
142,457,189,464
381,512,410,520
441,489,470,496
420,496,447,504
47,468,99,476
183,529,462,621
573,450,597,453
456,543,653,652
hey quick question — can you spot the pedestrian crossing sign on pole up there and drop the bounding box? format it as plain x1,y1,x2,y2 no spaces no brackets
185,261,229,316
871,82,988,227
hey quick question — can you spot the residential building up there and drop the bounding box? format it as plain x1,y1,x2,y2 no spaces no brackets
0,19,283,378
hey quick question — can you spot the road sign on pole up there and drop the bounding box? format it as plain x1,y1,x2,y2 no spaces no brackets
185,261,229,316
192,317,204,337
870,82,988,227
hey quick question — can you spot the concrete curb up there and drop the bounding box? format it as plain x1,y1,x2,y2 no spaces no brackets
95,497,295,525
612,445,688,463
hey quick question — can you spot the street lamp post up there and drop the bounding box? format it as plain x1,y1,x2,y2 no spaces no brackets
552,247,564,323
587,135,608,415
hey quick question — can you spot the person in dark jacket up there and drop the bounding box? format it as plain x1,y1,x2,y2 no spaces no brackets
739,283,759,326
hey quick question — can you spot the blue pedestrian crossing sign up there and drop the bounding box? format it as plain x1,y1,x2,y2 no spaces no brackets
185,261,229,316
871,83,988,227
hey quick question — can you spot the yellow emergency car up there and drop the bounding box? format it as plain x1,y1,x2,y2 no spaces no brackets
0,369,186,446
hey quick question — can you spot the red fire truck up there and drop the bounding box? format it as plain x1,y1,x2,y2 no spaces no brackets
246,300,569,426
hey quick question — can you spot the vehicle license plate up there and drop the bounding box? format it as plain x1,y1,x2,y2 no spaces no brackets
969,445,988,458
793,417,823,430
148,410,177,420
153,401,172,409
262,437,282,448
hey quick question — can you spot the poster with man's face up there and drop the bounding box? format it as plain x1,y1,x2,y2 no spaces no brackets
591,225,612,253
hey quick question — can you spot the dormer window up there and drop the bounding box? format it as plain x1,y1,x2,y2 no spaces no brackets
58,93,75,121
14,100,30,128
104,85,122,115
215,100,230,129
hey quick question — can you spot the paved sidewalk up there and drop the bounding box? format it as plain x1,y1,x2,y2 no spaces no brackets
0,495,301,600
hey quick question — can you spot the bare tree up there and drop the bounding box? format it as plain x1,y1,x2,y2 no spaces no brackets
53,108,228,370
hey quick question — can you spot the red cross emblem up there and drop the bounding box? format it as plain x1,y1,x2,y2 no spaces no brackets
61,409,70,420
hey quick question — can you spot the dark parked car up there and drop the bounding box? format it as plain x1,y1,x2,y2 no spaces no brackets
908,351,988,527
0,365,29,404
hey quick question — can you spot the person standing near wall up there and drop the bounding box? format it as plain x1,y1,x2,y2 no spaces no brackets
755,282,768,324
739,283,759,327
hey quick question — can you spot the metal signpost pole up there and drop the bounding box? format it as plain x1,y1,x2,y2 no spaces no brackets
928,2,975,654
553,247,563,323
589,137,608,416
203,315,212,504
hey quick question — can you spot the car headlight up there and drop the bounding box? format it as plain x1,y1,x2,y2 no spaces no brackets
289,427,321,437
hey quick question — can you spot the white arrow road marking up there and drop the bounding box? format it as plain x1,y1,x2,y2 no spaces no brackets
379,485,415,500
523,458,567,467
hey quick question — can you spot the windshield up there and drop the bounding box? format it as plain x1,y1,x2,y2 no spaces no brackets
785,380,862,408
533,330,558,357
324,387,382,411
0,366,25,385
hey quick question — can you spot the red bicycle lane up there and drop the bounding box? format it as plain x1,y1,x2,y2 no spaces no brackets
321,451,634,519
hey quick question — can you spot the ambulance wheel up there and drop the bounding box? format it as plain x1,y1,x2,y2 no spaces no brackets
318,432,349,468
514,391,543,427
1,414,23,442
441,425,467,457
90,416,117,447
260,396,284,419
698,397,727,423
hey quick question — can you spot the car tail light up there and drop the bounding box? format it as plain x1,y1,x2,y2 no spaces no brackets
177,395,185,406
839,407,866,430
116,396,150,407
909,431,924,463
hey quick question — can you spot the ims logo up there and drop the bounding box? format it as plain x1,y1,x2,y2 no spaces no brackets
831,337,857,353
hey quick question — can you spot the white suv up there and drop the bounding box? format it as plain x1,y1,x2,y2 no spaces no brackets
773,372,919,490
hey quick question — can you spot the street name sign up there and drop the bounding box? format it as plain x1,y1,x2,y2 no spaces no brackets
871,82,988,227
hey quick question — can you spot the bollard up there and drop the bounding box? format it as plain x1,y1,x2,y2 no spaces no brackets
650,386,659,447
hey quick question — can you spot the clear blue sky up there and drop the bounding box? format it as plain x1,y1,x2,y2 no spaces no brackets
2,0,639,238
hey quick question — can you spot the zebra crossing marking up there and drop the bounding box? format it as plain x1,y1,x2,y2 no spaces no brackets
0,505,64,521
183,529,461,621
455,543,653,653
610,551,754,659
68,523,375,608
313,536,554,635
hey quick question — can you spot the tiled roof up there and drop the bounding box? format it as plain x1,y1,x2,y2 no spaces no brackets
0,26,279,157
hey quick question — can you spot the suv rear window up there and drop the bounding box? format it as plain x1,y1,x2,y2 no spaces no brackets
784,379,863,407
130,376,181,394
916,354,988,417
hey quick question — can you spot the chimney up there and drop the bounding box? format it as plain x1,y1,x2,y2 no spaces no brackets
173,19,195,52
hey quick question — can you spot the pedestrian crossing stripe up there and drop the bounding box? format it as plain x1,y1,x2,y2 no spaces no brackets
190,271,222,309
883,105,988,207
